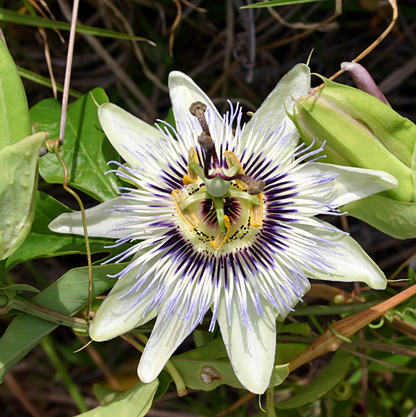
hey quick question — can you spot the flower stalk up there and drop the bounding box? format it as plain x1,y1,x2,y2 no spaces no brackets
0,296,89,331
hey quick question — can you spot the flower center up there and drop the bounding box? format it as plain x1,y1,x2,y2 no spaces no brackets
171,101,265,251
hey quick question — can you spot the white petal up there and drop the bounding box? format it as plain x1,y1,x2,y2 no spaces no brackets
296,220,387,289
138,301,209,383
216,295,277,394
90,258,159,341
98,103,164,168
295,162,398,207
48,197,134,239
168,71,223,140
242,63,311,148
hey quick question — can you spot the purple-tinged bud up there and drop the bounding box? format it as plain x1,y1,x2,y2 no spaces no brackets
341,62,390,106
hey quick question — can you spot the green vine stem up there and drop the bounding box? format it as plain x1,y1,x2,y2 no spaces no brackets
327,323,352,343
265,386,277,417
47,138,93,320
0,296,89,331
369,307,416,329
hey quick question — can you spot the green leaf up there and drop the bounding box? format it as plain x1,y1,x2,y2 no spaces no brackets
78,380,158,417
17,66,82,98
241,0,330,8
172,356,288,391
171,357,244,391
0,8,153,42
275,343,309,365
0,132,47,260
275,350,354,409
93,384,124,405
279,322,311,337
5,192,127,270
193,330,213,348
94,372,172,408
172,337,288,391
0,262,125,383
0,38,31,149
0,283,39,293
343,194,416,239
411,136,416,201
174,336,228,361
31,88,123,202
153,371,172,403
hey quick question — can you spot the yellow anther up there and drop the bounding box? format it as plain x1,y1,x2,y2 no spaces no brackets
183,147,199,185
209,215,231,251
224,150,248,190
250,193,264,227
183,175,194,186
171,190,200,229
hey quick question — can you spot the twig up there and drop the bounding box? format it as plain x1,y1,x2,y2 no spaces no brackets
39,0,80,156
169,0,182,57
329,0,398,82
4,373,42,417
82,338,123,391
59,0,79,148
289,283,416,373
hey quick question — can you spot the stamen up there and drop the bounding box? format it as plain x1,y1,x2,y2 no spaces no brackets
250,193,264,227
229,189,260,205
179,189,208,211
236,175,266,195
224,150,248,190
209,215,231,251
171,190,200,229
223,150,265,195
183,147,199,185
188,162,206,179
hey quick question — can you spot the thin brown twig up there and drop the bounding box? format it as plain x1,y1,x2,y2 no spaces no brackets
328,0,398,81
267,5,337,30
298,0,398,104
222,0,234,100
4,373,42,417
389,249,416,281
26,0,65,42
169,0,182,57
58,0,80,148
96,0,167,93
57,0,157,121
289,283,416,373
180,0,206,13
39,0,79,153
215,392,256,417
259,0,342,52
81,337,123,391
341,344,416,374
38,28,57,99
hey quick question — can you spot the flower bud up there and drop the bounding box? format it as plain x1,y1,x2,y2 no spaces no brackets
288,76,415,203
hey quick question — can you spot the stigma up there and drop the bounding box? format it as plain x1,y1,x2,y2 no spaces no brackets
170,101,266,251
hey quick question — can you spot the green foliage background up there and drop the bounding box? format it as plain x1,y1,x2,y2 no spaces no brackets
0,0,416,416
